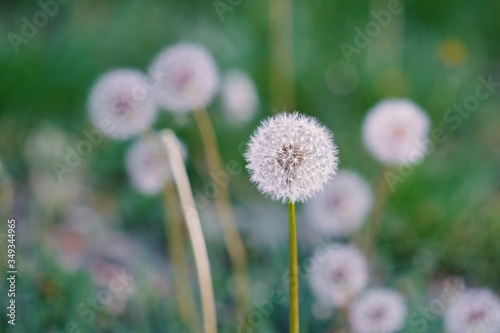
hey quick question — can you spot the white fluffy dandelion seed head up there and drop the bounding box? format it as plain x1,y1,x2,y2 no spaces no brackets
221,70,258,124
306,170,372,236
126,135,170,196
88,69,158,140
150,43,219,113
363,99,430,166
350,288,407,333
245,112,338,204
308,244,368,307
445,289,500,333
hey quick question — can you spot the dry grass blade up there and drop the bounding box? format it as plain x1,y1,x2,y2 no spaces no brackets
161,129,218,333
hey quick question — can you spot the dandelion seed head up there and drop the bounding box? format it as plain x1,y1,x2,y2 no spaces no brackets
245,112,338,203
445,289,500,333
308,244,368,307
221,70,258,124
150,43,219,112
350,288,407,333
363,99,430,166
88,69,158,140
306,170,372,236
126,135,170,196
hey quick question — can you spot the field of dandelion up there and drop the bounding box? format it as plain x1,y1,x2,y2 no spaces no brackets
1,0,500,332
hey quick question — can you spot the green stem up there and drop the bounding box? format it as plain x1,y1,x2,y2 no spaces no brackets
288,201,299,333
359,166,392,261
340,305,351,333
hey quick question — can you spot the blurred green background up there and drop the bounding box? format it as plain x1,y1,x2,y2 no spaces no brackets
1,0,500,332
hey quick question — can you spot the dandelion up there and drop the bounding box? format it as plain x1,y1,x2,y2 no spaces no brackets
350,288,407,333
306,170,372,237
150,43,219,112
363,99,430,166
125,135,170,196
308,244,368,308
360,99,429,258
245,111,338,332
444,288,500,333
245,112,338,204
88,69,158,140
221,70,258,124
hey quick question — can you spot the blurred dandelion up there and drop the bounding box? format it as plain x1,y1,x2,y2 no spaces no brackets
221,69,259,124
363,99,430,166
445,288,500,333
88,69,158,140
306,170,373,237
125,135,170,196
349,288,407,333
308,244,368,308
150,43,219,112
360,99,430,259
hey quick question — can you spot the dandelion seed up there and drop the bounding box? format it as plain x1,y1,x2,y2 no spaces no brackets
363,99,430,166
306,170,372,237
308,244,368,307
150,43,219,112
221,70,258,124
245,112,338,203
350,288,407,333
88,69,158,140
445,288,500,333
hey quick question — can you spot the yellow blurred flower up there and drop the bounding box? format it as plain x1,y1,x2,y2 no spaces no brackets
438,39,467,67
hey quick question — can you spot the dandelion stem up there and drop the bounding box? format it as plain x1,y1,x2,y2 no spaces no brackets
162,181,199,331
161,129,217,333
360,166,392,261
340,305,351,333
288,201,299,333
193,108,251,320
